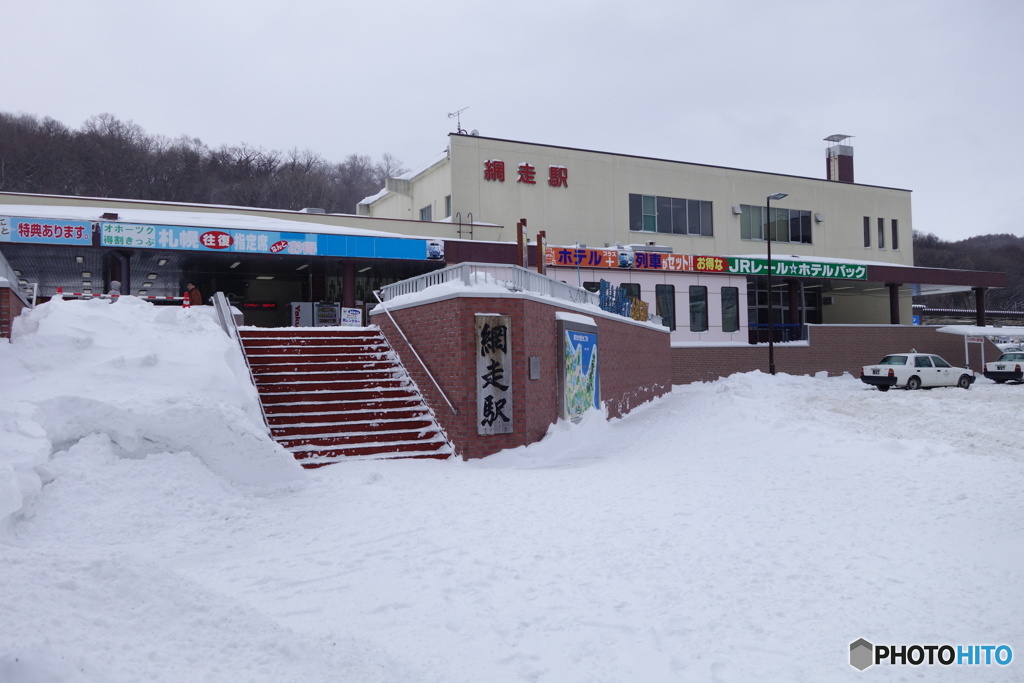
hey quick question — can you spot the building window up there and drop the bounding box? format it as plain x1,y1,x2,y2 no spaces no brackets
891,219,899,250
444,195,452,218
741,205,765,240
739,205,811,243
689,285,708,332
655,284,676,331
621,283,641,300
420,205,432,222
863,217,871,247
629,193,713,236
722,287,739,333
878,217,885,249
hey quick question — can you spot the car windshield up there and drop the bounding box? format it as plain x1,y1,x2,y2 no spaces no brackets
997,353,1024,362
878,355,908,365
931,356,952,368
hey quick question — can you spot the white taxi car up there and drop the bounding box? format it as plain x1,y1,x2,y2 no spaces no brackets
860,352,976,391
982,351,1024,383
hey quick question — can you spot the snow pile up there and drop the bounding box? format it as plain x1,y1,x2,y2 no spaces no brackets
1,297,1022,681
0,296,301,527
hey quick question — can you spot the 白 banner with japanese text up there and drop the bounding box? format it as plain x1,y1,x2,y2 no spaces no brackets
476,314,513,435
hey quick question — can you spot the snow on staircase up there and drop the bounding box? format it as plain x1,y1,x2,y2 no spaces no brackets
239,327,453,468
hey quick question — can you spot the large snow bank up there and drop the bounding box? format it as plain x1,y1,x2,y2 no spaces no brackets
0,296,302,527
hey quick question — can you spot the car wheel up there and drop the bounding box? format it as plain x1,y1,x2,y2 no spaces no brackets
957,375,972,390
877,385,890,392
994,379,1007,384
906,376,922,390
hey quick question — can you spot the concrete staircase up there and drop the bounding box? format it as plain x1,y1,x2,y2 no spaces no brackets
239,327,453,468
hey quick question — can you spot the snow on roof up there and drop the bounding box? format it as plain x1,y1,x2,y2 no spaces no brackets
396,149,449,181
1,204,410,239
359,150,449,206
357,187,389,206
729,253,906,267
937,324,1024,337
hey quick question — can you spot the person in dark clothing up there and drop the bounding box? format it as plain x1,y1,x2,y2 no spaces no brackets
186,281,203,305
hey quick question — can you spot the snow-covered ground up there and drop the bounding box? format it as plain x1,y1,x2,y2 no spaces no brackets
1,298,1022,682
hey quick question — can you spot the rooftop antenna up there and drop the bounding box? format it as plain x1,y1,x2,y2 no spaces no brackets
448,107,469,135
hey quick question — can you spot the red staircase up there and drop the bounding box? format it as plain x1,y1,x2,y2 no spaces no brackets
239,327,453,468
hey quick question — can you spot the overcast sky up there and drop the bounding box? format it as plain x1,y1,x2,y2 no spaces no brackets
5,0,1022,242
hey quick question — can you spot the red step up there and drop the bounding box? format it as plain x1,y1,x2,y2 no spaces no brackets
240,327,453,467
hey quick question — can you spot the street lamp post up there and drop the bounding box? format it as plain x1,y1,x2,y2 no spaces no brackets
765,192,788,375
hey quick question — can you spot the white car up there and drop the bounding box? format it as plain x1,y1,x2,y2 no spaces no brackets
982,352,1024,383
860,353,976,392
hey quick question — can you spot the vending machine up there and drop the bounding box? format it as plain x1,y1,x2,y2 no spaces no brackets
314,302,341,326
291,302,345,327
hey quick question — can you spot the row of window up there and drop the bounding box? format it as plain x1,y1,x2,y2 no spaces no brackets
865,217,899,250
739,205,812,244
627,196,814,244
582,282,739,333
628,194,714,236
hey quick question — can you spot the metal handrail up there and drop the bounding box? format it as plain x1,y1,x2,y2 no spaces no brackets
373,289,458,415
213,291,271,432
0,250,36,309
379,262,599,307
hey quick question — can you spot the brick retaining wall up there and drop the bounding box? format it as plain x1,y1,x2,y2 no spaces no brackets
373,296,672,459
0,286,29,340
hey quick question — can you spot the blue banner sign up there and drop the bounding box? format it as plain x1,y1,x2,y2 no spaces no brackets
100,221,442,261
1,216,94,246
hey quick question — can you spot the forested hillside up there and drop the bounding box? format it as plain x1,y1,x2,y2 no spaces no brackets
913,231,1024,310
0,112,405,214
2,111,1021,310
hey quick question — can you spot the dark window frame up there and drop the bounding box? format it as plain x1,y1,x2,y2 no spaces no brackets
689,285,708,332
656,284,676,331
721,286,740,333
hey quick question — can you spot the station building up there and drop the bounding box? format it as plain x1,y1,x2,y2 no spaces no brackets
0,132,1004,353
358,133,1002,343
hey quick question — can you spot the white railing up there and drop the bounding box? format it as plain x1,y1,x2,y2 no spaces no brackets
213,291,270,433
373,289,458,415
379,262,600,307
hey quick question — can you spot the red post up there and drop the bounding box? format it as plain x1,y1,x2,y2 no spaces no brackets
537,230,546,275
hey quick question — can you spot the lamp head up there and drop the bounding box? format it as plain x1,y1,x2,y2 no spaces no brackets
767,192,788,201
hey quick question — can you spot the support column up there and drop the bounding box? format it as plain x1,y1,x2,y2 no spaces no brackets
342,262,356,307
887,283,902,324
786,279,801,325
974,287,987,327
109,250,132,294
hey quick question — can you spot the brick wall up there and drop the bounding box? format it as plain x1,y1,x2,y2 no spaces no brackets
373,295,672,459
0,286,29,340
672,325,999,384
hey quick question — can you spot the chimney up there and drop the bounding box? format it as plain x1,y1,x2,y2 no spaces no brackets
824,134,854,182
